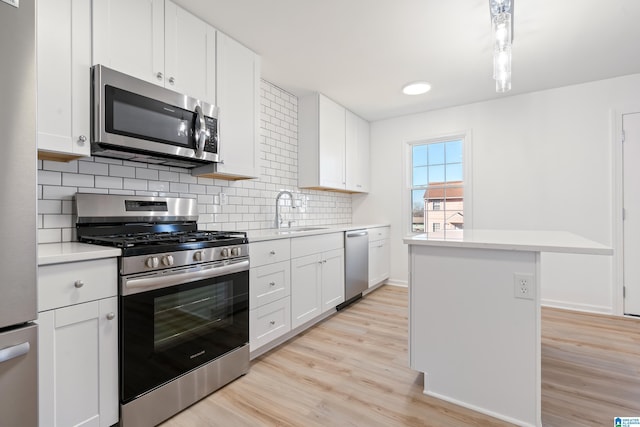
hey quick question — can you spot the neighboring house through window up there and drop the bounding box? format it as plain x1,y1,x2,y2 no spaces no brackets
410,138,464,238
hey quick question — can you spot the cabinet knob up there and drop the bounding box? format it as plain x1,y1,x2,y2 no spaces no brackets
269,250,276,255
156,72,163,80
269,281,276,287
269,320,275,326
78,135,87,144
74,280,84,288
168,77,175,85
106,312,115,321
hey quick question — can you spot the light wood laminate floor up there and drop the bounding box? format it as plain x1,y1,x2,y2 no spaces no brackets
162,285,640,427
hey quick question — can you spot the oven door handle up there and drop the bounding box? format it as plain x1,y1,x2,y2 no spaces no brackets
122,259,249,296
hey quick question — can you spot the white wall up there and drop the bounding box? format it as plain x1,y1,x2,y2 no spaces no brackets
353,73,640,314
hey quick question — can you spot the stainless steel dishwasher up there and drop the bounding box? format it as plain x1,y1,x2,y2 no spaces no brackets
339,229,369,309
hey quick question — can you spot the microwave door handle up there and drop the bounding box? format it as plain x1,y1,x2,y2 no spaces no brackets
194,105,206,158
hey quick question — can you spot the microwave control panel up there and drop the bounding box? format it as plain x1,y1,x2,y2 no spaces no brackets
203,116,218,153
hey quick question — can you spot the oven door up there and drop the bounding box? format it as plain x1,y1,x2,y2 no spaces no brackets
120,261,248,403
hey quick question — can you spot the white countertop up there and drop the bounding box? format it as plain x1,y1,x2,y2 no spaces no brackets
246,223,389,242
404,229,613,255
38,242,122,265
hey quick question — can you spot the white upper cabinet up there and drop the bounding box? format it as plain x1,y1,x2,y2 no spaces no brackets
92,0,165,86
37,0,91,161
192,32,261,180
298,93,369,193
345,110,370,192
164,1,216,103
92,0,215,104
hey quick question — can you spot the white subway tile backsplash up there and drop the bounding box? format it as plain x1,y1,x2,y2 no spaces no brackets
42,185,77,200
159,171,180,182
109,165,136,178
95,176,123,189
135,167,159,180
79,160,109,176
38,199,62,215
37,80,352,241
123,178,148,191
43,214,73,229
62,173,94,188
42,160,78,173
148,181,170,192
38,170,62,186
169,182,189,193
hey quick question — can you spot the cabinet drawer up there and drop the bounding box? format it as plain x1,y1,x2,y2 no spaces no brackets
250,239,291,267
368,226,390,242
291,232,343,258
250,261,291,309
38,258,117,312
250,296,291,351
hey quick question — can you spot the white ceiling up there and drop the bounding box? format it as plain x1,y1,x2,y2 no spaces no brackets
173,0,640,121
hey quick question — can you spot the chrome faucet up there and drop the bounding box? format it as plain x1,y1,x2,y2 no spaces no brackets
274,190,295,229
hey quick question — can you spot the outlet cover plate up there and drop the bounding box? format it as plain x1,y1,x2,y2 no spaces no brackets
514,273,535,300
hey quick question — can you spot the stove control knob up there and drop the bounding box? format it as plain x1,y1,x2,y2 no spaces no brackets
162,255,174,266
193,251,203,262
231,247,241,256
221,248,230,258
146,257,159,268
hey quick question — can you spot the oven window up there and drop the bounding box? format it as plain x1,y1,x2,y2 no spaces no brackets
154,280,232,351
120,269,249,403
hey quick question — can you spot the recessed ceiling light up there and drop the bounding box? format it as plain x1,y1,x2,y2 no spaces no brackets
402,81,431,95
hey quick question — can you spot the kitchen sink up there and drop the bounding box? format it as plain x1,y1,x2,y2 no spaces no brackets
275,227,327,234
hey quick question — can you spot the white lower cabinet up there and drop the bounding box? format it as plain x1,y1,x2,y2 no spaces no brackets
249,297,291,350
249,240,292,352
290,233,344,329
38,258,118,427
368,226,390,287
290,254,323,328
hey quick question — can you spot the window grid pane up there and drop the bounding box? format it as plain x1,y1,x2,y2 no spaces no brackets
410,139,464,238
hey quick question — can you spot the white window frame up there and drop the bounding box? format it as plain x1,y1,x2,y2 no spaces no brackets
402,130,473,236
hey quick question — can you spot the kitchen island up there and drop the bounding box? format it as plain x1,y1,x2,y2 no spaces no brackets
404,230,612,427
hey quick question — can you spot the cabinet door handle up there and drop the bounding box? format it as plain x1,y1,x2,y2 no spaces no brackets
168,77,175,85
78,135,87,144
156,71,163,80
269,320,275,325
74,280,84,288
0,342,30,364
269,281,276,287
269,250,276,255
106,312,116,321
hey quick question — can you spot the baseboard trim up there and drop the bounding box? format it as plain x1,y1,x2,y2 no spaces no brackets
541,298,613,315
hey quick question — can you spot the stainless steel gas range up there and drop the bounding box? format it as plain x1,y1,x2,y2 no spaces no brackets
76,193,249,427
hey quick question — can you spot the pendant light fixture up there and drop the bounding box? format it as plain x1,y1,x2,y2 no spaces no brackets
490,0,513,92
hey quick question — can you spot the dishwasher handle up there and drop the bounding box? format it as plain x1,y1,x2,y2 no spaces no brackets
346,230,368,238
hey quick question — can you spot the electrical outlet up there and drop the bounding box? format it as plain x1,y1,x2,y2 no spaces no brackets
514,273,535,300
219,192,228,205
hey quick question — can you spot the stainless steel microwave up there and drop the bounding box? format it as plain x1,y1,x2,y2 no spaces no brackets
91,65,219,168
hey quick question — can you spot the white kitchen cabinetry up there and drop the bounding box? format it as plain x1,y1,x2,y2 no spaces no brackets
345,110,371,192
38,258,118,427
92,0,215,103
249,239,291,351
299,93,370,193
368,226,390,287
192,32,261,180
290,233,344,328
37,0,91,161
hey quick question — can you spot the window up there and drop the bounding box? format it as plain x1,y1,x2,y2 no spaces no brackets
410,139,464,237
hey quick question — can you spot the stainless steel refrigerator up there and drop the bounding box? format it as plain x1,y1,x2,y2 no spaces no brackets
0,0,39,425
